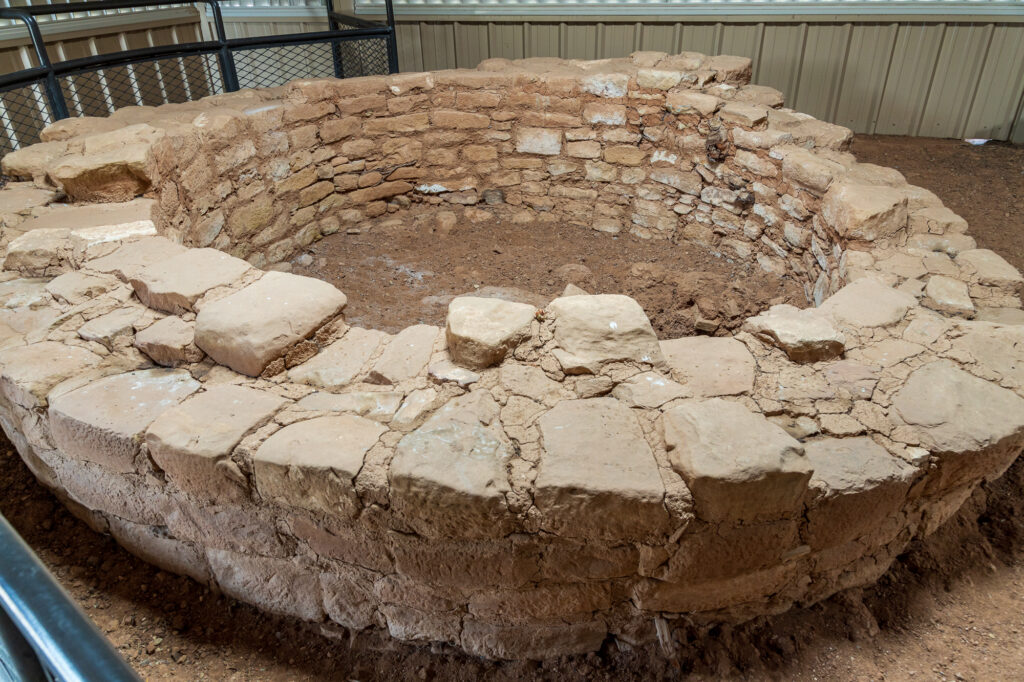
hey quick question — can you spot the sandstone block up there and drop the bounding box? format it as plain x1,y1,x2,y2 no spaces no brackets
446,296,536,369
803,437,916,549
548,294,664,372
664,91,720,116
83,236,188,282
535,398,669,540
134,316,203,366
288,327,387,390
49,139,157,202
719,102,768,127
956,248,1024,289
367,324,438,385
743,304,845,363
130,248,252,313
0,342,102,409
107,517,210,584
48,369,200,473
77,307,142,348
649,168,701,195
581,73,628,98
582,103,627,125
660,336,756,396
391,391,513,538
1,140,68,182
3,228,70,276
194,272,347,377
611,371,688,408
515,127,561,156
253,414,385,516
819,278,917,328
662,398,811,522
780,147,843,195
148,385,286,502
45,270,120,305
892,360,1024,491
431,109,490,129
822,181,909,242
923,275,974,317
206,549,323,621
603,145,646,166
636,68,683,90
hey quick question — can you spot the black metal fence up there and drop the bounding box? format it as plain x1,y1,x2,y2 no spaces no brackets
0,0,399,158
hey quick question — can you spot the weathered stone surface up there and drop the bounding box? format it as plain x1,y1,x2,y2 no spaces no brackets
48,369,200,473
78,306,142,347
536,398,668,540
662,399,811,523
780,146,843,195
461,619,607,660
367,324,439,385
206,549,323,621
83,236,188,282
253,415,385,515
660,336,755,396
743,304,845,363
611,371,688,408
49,134,159,202
131,248,252,313
664,91,720,116
446,296,536,369
148,385,286,502
892,360,1024,489
107,517,210,584
288,327,387,390
295,390,402,421
0,342,102,409
956,248,1024,289
1,140,67,181
134,315,203,366
803,437,915,549
819,278,917,328
391,391,513,538
547,294,664,372
4,228,69,276
821,182,908,242
924,275,974,317
44,270,120,305
195,272,347,376
515,127,561,155
18,199,157,262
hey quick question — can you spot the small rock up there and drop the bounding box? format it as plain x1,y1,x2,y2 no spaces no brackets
743,304,845,363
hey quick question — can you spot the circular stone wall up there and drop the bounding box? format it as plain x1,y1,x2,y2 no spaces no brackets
2,51,1024,660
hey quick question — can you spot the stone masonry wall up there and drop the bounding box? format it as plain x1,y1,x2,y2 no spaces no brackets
0,53,1023,660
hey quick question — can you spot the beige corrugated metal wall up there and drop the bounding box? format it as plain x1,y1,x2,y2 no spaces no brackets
386,16,1024,143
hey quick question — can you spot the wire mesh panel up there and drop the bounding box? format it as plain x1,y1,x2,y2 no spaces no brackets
233,37,389,90
60,54,225,119
0,82,54,159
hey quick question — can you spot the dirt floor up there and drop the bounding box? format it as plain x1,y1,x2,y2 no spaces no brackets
2,135,1024,680
293,216,805,338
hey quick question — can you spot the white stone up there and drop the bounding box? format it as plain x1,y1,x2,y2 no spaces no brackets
446,296,536,369
660,336,756,396
743,304,845,363
547,294,664,372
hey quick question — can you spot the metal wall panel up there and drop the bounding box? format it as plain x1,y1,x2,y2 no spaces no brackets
382,16,1024,141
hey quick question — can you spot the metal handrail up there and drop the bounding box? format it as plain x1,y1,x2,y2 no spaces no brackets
0,0,399,143
0,513,140,682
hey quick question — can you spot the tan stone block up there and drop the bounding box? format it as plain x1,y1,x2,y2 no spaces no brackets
130,248,252,314
431,110,490,129
603,145,646,166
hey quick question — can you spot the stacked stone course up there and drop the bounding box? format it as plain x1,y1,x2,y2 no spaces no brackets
0,51,1023,659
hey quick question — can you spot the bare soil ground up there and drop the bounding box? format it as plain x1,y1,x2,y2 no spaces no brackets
2,135,1024,680
293,216,805,338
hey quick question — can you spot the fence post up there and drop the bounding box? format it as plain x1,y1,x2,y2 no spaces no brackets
15,11,70,120
207,1,239,91
384,0,399,74
325,0,344,78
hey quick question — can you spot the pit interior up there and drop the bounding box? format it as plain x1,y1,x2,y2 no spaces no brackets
136,56,849,335
292,209,806,336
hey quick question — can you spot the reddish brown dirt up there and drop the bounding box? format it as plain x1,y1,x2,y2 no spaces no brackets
292,215,805,338
852,136,1024,271
2,135,1024,680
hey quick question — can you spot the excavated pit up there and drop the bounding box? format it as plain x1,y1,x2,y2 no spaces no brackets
292,211,806,336
1,51,1024,661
